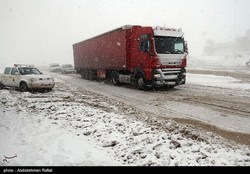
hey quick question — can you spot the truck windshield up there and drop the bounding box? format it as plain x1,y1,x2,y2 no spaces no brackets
18,67,42,75
154,36,184,54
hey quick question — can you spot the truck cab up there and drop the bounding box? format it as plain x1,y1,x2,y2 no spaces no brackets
129,26,187,89
0,64,55,92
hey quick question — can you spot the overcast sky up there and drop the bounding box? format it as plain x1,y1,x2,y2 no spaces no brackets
0,0,250,66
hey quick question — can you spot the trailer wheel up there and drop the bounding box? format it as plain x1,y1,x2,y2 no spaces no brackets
111,71,120,86
19,82,28,92
80,71,84,79
83,71,88,79
80,71,87,79
87,70,94,80
80,73,84,79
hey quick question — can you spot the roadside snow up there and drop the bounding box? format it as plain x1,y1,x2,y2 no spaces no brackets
187,73,250,90
0,92,120,166
189,52,250,68
0,80,250,166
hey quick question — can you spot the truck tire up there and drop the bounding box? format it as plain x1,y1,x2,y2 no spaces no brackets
45,88,52,92
136,74,146,90
111,71,120,86
0,82,4,89
80,71,85,79
86,70,93,80
19,82,28,92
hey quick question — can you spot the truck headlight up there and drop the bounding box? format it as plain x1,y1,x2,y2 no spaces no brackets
154,74,161,78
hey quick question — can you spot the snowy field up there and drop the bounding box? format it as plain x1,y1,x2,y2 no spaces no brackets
1,76,250,166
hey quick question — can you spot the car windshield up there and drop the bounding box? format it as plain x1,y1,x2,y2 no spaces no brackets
154,36,184,54
18,67,42,75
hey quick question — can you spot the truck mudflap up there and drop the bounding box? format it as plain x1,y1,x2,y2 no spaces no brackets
153,68,186,86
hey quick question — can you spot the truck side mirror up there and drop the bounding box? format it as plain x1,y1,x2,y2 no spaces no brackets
184,41,188,54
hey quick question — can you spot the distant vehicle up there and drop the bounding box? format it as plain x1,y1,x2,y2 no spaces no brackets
61,64,75,74
49,63,62,72
246,59,250,67
73,25,188,90
0,64,55,92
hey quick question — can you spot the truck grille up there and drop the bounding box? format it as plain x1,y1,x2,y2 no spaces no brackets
163,61,181,66
161,68,181,80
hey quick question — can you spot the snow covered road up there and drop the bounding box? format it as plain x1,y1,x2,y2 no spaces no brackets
50,72,250,136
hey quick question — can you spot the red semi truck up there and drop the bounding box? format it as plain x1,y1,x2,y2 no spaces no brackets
73,25,188,90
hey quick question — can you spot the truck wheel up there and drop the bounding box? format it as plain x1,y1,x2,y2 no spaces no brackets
0,82,4,89
136,74,145,90
89,71,94,80
45,88,52,92
20,82,28,92
80,71,85,79
85,70,92,80
111,71,120,86
167,85,175,89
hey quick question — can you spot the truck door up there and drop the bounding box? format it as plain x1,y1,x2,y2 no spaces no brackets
131,33,151,67
130,27,154,80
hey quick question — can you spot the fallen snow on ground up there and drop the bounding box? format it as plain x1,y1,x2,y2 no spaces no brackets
187,73,250,90
0,80,250,166
189,52,250,68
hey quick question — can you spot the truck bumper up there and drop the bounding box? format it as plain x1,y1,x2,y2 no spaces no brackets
153,68,186,86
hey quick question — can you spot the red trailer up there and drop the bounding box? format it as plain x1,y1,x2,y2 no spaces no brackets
73,25,188,90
